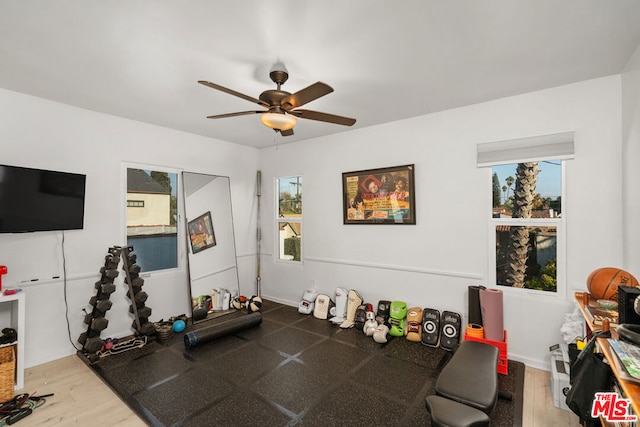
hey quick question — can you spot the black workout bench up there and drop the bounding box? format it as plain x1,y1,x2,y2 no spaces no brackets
425,340,499,427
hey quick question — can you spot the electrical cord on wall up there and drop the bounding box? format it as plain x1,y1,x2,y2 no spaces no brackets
61,231,80,351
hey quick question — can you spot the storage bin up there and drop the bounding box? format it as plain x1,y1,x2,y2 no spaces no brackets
0,346,15,402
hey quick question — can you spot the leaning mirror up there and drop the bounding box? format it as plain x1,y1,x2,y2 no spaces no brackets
182,172,240,323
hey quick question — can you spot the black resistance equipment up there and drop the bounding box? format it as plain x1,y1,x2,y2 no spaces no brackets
184,312,262,349
78,246,154,356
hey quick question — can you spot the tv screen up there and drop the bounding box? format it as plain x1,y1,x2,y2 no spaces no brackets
0,164,86,233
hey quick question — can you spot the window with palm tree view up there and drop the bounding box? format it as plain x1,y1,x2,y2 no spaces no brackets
492,161,562,292
277,176,302,262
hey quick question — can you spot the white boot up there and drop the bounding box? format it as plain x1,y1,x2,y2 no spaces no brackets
298,288,318,314
340,290,363,328
329,288,348,323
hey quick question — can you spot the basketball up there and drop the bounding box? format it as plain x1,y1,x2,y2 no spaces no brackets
247,296,263,313
587,267,639,301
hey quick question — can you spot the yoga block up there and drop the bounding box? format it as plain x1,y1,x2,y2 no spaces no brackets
464,329,508,375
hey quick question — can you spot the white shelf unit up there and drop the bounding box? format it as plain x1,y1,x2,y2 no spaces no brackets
0,293,24,390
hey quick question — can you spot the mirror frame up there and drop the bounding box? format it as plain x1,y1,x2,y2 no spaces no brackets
182,172,240,323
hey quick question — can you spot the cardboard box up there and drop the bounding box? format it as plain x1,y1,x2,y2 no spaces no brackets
550,354,571,411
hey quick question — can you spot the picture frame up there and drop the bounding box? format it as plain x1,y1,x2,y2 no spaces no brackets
188,211,217,254
342,164,416,224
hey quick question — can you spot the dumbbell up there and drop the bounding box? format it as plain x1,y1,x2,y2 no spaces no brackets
84,336,104,354
89,297,113,313
128,264,141,275
130,306,152,319
94,282,116,295
84,315,109,332
99,267,119,279
137,322,156,336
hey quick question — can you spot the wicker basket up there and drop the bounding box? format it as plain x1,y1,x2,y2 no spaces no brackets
0,346,15,402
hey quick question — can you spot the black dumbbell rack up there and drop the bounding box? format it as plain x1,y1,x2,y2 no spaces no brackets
78,245,155,355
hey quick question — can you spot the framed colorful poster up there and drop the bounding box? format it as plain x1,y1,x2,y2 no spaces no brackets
342,164,416,224
188,211,217,254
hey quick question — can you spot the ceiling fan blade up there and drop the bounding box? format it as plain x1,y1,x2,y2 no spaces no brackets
206,110,263,119
280,82,333,110
279,129,294,136
198,80,270,108
288,109,356,126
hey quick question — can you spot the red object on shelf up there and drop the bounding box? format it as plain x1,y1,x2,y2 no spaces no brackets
464,329,508,375
0,266,6,292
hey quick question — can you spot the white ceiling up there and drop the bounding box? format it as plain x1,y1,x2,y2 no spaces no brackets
2,1,640,149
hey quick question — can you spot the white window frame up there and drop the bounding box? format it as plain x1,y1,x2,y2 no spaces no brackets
122,162,184,277
487,160,566,299
479,132,573,300
275,175,303,265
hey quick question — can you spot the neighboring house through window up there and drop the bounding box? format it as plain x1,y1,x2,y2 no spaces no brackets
126,167,179,272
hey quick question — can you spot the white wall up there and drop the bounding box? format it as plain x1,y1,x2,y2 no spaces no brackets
259,76,626,370
0,88,260,367
0,73,632,371
622,44,640,274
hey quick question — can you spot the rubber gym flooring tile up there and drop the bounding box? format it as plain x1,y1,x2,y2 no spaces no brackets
330,325,393,352
181,390,293,427
383,337,450,370
232,317,286,340
132,365,236,426
100,348,192,395
252,358,339,415
258,325,325,356
300,381,411,427
350,353,436,400
290,314,342,338
82,300,525,426
297,338,371,377
202,341,288,385
261,303,308,326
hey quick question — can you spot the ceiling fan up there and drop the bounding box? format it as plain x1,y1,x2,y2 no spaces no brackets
198,64,356,136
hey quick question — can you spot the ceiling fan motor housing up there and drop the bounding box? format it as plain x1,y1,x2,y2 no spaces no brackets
259,90,290,110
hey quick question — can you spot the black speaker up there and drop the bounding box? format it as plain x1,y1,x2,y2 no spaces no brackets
421,308,441,347
440,311,462,351
618,286,640,325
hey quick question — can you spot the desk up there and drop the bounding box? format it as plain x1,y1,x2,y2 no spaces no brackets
574,291,640,419
0,293,24,390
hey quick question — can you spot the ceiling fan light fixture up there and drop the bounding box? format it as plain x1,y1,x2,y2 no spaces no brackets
260,112,297,131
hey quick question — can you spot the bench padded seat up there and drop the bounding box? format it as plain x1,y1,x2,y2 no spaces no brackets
435,340,499,414
426,395,490,427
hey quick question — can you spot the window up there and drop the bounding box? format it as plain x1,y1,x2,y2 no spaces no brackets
277,176,302,262
480,131,573,295
492,161,562,292
126,167,179,272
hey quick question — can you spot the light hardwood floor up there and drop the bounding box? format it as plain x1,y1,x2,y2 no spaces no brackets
17,355,579,426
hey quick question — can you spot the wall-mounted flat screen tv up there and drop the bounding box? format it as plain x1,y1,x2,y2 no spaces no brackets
0,164,86,233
